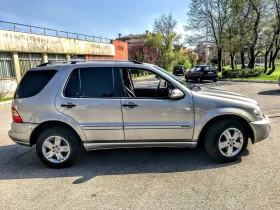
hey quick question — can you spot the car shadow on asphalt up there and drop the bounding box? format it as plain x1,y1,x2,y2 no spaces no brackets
0,144,248,184
258,89,280,96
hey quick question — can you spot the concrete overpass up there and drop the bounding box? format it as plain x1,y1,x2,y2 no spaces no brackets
0,21,128,84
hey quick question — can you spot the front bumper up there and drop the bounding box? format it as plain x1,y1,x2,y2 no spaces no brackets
8,123,37,146
250,115,271,143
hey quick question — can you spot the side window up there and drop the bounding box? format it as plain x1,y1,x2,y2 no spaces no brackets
64,67,114,98
121,68,172,98
204,66,210,71
64,69,80,97
190,67,196,72
15,70,57,99
195,67,202,72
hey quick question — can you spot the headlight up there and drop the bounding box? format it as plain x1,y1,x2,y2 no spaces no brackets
254,107,262,116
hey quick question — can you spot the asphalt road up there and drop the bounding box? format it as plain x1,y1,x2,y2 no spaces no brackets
0,81,280,210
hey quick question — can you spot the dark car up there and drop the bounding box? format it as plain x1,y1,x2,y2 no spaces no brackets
173,65,186,76
185,65,218,83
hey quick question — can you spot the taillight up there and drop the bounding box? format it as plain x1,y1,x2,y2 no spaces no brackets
11,106,23,123
216,70,219,74
200,71,204,75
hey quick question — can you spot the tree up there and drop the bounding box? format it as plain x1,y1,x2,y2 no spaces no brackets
128,39,158,64
185,0,231,72
268,0,280,74
246,0,264,68
186,52,197,66
145,13,182,71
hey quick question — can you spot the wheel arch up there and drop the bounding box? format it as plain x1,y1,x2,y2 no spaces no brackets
30,120,83,146
197,114,255,147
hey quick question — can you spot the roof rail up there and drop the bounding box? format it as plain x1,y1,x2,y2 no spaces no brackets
36,59,143,67
129,60,142,64
37,62,52,67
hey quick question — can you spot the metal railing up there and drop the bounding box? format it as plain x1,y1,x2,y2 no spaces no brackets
0,21,112,44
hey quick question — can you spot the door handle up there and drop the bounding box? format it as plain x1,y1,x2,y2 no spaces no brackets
122,102,138,108
61,102,76,108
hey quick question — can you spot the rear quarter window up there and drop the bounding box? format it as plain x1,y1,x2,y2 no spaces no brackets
14,70,57,99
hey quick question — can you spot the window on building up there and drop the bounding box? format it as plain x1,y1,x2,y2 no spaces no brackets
117,46,124,51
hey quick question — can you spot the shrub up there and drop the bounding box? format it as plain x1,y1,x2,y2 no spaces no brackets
0,80,12,99
222,68,264,79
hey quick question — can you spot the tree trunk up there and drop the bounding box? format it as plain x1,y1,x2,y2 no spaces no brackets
230,53,235,69
264,53,268,74
248,47,255,69
268,49,279,75
218,48,222,72
240,51,245,69
269,50,273,68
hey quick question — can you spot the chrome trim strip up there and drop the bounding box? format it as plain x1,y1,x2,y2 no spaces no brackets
84,141,197,151
124,125,193,129
82,126,123,130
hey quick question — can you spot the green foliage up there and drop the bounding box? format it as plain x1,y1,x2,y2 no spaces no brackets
146,32,179,71
175,51,192,69
222,68,264,78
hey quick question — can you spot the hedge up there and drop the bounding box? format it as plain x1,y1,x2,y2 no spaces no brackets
222,68,264,79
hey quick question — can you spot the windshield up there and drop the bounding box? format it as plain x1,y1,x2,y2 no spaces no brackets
154,66,192,89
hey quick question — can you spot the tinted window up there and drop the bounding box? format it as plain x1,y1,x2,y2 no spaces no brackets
204,66,215,71
190,67,196,72
195,67,202,71
15,70,57,99
64,69,80,97
64,67,114,98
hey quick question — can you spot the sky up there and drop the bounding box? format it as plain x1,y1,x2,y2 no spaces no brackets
0,0,191,44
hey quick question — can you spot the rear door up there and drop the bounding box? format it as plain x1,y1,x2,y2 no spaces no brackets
55,66,125,141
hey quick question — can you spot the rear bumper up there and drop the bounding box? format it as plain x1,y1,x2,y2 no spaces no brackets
250,115,271,143
8,123,37,146
200,75,218,80
185,75,218,80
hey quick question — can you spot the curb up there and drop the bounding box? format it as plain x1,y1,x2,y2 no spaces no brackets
219,79,278,84
0,100,12,105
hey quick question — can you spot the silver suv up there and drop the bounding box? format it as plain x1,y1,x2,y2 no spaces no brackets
9,61,271,168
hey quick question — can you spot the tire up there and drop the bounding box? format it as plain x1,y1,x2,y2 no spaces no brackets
204,119,248,163
186,77,189,82
213,79,218,82
197,78,202,83
36,126,81,168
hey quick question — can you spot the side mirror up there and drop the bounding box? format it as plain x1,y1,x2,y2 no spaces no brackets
170,89,184,100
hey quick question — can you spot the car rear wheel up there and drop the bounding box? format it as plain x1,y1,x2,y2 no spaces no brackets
204,119,248,163
186,77,189,82
36,126,81,168
198,78,202,83
213,79,218,82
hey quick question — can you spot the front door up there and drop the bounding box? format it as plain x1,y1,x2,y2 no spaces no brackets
120,68,194,141
55,67,124,141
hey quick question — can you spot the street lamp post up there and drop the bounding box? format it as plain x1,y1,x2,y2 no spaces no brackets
205,0,209,65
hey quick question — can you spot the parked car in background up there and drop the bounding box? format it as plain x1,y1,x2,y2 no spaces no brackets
9,60,270,168
173,65,186,76
185,65,219,83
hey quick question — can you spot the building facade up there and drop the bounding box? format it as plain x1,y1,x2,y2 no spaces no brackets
0,22,128,85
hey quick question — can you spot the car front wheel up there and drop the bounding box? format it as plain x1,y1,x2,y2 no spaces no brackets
204,119,248,163
36,126,81,168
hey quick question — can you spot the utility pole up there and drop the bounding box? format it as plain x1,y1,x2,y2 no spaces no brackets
205,0,209,65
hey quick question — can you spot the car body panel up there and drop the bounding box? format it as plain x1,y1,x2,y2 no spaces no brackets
9,61,270,150
121,97,194,141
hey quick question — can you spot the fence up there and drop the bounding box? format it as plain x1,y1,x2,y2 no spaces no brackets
0,20,111,44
